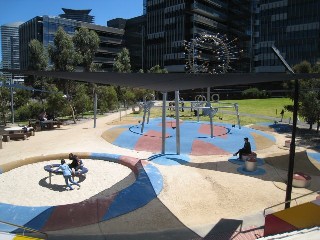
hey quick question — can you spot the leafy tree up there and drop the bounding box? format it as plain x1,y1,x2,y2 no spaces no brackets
46,85,69,119
113,48,131,73
28,39,48,71
113,48,132,105
49,27,81,123
0,79,10,125
291,61,320,131
14,88,32,109
73,27,100,72
147,65,168,73
73,83,91,118
49,27,81,72
27,39,49,103
97,86,118,113
16,101,44,121
242,87,267,99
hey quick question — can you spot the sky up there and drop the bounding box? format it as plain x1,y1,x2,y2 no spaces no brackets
0,0,144,61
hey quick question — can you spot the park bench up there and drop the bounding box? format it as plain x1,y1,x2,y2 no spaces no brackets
2,133,28,142
29,119,62,131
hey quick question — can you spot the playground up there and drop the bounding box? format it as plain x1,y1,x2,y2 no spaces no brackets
0,107,320,239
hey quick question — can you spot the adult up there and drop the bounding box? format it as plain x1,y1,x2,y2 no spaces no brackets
55,159,80,191
280,109,284,122
38,111,47,121
233,137,252,160
68,153,84,179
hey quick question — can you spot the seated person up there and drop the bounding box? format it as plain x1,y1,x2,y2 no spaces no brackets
38,111,47,121
233,137,251,160
68,153,84,173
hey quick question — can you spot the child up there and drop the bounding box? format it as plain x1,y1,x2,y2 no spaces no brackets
56,159,80,190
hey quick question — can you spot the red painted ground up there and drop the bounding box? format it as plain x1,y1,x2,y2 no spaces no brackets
198,124,228,138
191,139,230,156
158,120,184,128
134,130,169,153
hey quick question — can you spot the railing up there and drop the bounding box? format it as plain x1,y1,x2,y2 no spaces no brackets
0,219,48,239
263,190,319,216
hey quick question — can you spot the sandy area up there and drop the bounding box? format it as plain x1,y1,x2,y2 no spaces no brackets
0,159,135,206
0,112,320,236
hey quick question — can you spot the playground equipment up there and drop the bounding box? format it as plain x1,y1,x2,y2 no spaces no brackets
190,94,241,129
44,164,88,184
140,93,155,133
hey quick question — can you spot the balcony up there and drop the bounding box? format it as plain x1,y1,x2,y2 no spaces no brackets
99,36,123,45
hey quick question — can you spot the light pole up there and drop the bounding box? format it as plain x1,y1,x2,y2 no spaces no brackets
10,36,14,124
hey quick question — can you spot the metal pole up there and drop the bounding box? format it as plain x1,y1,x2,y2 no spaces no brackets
175,91,180,155
10,36,14,124
10,83,14,124
285,79,299,209
162,92,167,154
93,90,97,128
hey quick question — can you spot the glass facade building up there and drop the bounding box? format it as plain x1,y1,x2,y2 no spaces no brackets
144,0,251,73
1,22,24,82
254,0,320,72
19,15,124,71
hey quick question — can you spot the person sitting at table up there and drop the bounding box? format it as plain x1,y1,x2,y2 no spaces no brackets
38,111,47,121
68,153,84,174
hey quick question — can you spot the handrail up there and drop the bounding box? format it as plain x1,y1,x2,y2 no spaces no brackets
0,219,48,239
263,190,319,216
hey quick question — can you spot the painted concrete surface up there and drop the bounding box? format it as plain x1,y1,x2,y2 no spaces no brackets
111,118,276,155
0,153,163,234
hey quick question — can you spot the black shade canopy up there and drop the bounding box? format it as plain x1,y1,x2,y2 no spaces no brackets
2,69,320,92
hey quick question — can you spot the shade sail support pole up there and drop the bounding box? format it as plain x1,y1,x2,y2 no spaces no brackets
175,91,180,155
162,92,167,154
285,79,299,209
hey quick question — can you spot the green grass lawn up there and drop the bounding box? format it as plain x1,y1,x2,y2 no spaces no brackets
132,98,294,125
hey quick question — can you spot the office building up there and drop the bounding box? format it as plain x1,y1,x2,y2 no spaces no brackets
144,0,251,73
1,22,25,83
19,14,124,71
59,8,95,23
253,0,320,72
108,16,146,72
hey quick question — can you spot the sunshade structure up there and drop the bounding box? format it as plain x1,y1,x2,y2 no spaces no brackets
2,69,320,91
2,69,320,208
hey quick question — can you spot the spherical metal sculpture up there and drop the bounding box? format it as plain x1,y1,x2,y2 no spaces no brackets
185,32,242,74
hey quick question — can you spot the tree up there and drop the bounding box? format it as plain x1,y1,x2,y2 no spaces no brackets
73,83,91,118
147,65,168,73
291,61,320,131
49,27,81,123
29,39,48,71
27,39,49,104
113,48,132,105
97,86,118,113
113,48,131,73
49,27,81,72
0,79,10,126
46,85,69,119
73,27,100,72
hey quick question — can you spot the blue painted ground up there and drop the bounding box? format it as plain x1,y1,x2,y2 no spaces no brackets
111,118,276,155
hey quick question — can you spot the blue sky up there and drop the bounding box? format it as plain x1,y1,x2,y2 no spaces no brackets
0,0,143,61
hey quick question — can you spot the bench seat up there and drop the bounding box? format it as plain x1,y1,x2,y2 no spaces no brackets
3,133,28,142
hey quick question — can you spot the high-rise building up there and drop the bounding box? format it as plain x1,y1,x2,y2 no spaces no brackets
19,15,124,71
59,8,95,23
253,0,320,72
1,22,25,83
144,0,251,73
108,16,146,72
